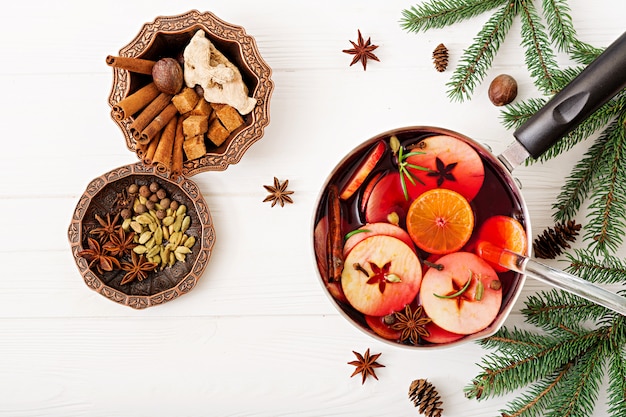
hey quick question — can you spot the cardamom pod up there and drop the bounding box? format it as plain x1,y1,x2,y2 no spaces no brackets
184,236,196,248
181,215,191,233
139,231,153,244
133,245,148,254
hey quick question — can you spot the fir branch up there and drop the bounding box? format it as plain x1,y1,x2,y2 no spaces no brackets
552,133,609,222
583,113,626,254
523,289,609,331
446,1,519,101
399,0,508,33
478,327,552,353
569,40,604,65
540,0,577,52
499,364,571,417
465,330,598,400
606,337,626,417
547,341,606,417
519,1,560,94
566,249,626,285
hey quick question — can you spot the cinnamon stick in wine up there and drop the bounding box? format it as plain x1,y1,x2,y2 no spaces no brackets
326,184,344,283
139,103,178,145
153,116,177,174
106,55,155,75
112,82,160,120
129,93,172,140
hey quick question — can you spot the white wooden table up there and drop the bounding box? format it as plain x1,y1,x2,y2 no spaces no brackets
0,1,622,415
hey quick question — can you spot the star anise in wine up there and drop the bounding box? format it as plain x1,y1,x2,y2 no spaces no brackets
391,304,432,344
120,252,158,285
427,157,457,187
103,228,136,258
342,29,380,71
362,261,401,293
77,237,121,274
89,213,122,242
348,348,385,384
263,177,294,207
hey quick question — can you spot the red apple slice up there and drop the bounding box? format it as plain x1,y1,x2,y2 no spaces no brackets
406,135,485,201
474,215,528,272
343,222,414,257
365,314,403,341
422,321,465,344
340,140,386,200
360,171,384,213
342,235,422,316
420,252,502,335
364,172,416,225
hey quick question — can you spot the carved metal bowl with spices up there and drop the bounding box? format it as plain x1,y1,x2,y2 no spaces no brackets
68,163,215,309
107,10,274,177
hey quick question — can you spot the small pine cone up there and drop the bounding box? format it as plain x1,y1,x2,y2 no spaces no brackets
408,378,443,417
432,43,449,72
533,220,582,259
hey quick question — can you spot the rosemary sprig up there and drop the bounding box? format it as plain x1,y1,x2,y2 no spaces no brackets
390,135,429,200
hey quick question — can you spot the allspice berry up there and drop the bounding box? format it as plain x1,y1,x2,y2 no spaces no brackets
488,74,518,106
152,58,184,95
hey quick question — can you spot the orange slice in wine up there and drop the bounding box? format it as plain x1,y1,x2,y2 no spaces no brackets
406,188,474,255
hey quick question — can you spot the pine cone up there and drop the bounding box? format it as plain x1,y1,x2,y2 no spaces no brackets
533,220,582,259
432,43,449,72
408,378,443,417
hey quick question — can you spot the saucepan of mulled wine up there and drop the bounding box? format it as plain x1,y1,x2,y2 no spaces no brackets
312,31,626,348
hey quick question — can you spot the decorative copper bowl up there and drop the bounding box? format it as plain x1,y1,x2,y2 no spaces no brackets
68,163,216,309
108,10,274,175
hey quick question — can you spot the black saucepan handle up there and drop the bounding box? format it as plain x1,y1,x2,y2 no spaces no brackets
514,31,626,158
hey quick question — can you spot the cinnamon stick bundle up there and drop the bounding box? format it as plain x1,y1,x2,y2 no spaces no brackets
153,116,178,174
129,93,173,140
135,140,148,159
112,82,160,120
106,55,155,75
142,130,161,166
171,117,186,179
139,103,178,145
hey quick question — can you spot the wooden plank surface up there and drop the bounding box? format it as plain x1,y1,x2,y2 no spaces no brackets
0,0,622,415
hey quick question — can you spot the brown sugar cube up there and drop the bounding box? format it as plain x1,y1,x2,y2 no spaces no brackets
190,98,212,116
172,87,200,114
182,115,208,138
207,119,230,146
215,104,244,132
183,135,207,160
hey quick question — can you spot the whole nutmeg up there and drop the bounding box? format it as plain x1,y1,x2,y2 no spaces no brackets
488,74,518,106
152,58,184,95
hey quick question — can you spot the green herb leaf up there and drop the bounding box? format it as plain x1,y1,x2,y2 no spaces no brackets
434,271,473,299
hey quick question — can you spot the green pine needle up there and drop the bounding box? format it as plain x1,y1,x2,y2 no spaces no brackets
519,1,560,94
446,2,518,101
541,0,577,52
399,0,509,33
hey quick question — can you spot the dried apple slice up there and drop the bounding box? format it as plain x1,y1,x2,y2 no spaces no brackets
342,235,422,316
340,140,386,200
420,252,502,335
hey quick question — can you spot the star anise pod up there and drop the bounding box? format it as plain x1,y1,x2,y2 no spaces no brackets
103,228,136,258
427,157,457,187
365,261,402,293
89,213,122,242
348,348,385,384
120,252,158,285
391,304,432,344
342,29,380,71
77,237,121,275
263,177,294,207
